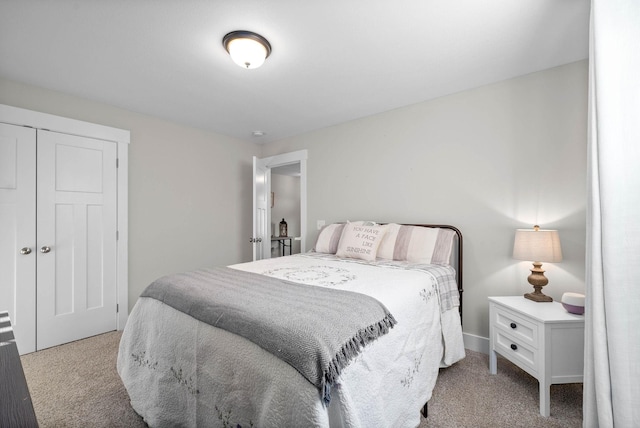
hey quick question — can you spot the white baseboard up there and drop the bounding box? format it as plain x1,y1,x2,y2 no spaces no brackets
463,332,489,354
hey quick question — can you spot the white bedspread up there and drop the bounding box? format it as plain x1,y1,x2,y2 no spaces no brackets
117,254,465,428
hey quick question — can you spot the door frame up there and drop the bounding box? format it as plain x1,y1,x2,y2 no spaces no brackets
0,103,130,330
256,150,308,253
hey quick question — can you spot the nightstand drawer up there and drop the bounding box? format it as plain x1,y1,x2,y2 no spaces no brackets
493,305,538,347
494,330,538,375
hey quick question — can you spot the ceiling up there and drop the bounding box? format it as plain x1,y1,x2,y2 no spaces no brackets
0,1,589,144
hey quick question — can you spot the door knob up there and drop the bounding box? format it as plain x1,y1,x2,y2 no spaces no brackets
40,246,51,253
20,247,32,255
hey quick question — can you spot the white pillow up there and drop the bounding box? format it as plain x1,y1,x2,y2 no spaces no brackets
349,220,377,226
313,223,346,254
377,223,455,265
336,223,388,261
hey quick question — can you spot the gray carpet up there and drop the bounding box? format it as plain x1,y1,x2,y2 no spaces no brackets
20,331,582,427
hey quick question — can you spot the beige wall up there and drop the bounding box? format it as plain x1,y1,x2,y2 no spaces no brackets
0,78,260,311
263,61,589,339
1,60,588,340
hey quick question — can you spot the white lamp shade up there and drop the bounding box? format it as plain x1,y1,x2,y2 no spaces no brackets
226,37,268,69
513,228,563,263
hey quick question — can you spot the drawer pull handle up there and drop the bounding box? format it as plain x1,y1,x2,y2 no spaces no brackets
510,343,518,351
510,322,517,329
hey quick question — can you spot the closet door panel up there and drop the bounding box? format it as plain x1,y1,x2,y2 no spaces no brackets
36,130,117,350
0,123,36,354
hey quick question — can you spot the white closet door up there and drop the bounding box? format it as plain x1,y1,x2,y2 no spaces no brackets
36,130,117,350
0,123,36,354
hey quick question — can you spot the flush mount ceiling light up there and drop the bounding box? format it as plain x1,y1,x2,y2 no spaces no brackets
223,30,271,69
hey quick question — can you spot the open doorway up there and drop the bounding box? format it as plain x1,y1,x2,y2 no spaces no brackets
271,164,301,257
252,150,307,261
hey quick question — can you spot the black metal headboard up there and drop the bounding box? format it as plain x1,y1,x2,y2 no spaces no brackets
402,224,463,326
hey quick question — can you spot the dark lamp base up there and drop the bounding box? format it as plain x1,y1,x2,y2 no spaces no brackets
524,291,553,302
525,262,553,302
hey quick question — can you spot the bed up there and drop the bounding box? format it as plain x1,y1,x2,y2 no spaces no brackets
117,223,465,427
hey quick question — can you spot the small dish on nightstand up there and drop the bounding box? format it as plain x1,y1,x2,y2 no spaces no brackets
561,292,585,315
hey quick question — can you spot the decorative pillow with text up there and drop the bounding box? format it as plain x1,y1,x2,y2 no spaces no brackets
336,223,388,261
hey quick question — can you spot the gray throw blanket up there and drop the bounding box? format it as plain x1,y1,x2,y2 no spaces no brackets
140,267,397,404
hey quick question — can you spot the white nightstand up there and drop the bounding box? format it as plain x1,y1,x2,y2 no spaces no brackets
488,296,585,417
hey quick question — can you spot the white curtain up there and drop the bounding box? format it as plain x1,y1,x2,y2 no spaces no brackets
584,1,640,427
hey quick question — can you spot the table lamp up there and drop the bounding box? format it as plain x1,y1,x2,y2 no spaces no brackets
513,225,562,302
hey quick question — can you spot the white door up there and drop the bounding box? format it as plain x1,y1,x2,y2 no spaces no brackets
0,123,37,354
36,130,118,350
252,156,271,261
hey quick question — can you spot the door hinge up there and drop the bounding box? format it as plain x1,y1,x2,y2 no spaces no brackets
116,230,119,240
117,304,119,313
116,158,119,168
